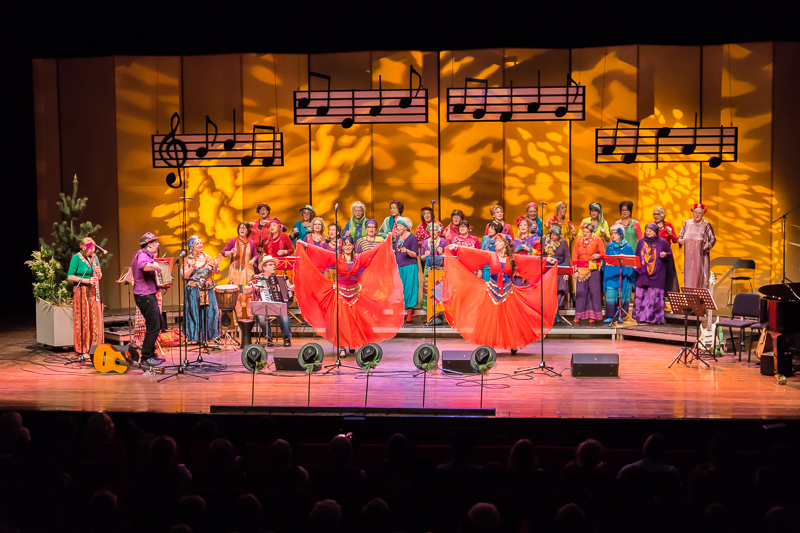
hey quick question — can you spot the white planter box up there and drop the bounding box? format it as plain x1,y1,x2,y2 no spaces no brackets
35,298,74,347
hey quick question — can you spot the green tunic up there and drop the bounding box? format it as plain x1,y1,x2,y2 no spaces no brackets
68,253,95,279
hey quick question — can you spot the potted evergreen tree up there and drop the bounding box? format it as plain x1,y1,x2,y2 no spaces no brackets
26,176,111,347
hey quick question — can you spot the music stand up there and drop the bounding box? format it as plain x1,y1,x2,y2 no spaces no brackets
556,265,574,327
249,301,288,346
603,254,639,326
667,292,708,368
681,287,719,362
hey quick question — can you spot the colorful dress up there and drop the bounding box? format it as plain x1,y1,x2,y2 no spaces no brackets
416,220,441,243
305,234,328,249
451,234,481,248
526,216,544,238
378,215,397,239
572,235,605,320
542,236,571,309
250,218,272,254
420,235,449,311
394,233,419,308
679,219,716,289
603,241,636,322
182,253,221,343
294,239,404,349
68,253,103,353
479,235,497,281
513,233,540,255
442,223,460,241
656,220,680,292
290,220,312,245
344,216,368,241
355,236,384,254
442,247,558,350
262,234,295,259
633,236,672,324
617,219,643,252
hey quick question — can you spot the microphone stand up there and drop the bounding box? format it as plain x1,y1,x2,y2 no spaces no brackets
160,176,206,382
771,203,800,285
324,202,359,373
515,202,558,376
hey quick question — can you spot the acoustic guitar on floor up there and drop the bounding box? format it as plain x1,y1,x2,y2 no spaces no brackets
697,271,724,355
92,344,165,374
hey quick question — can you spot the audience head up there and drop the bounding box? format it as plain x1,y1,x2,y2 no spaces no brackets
361,498,391,533
149,435,178,464
84,411,115,441
270,438,293,467
309,499,342,533
642,433,668,463
193,418,219,442
576,438,604,469
234,493,264,532
554,503,585,533
208,438,235,465
386,432,409,464
177,495,206,530
168,526,193,533
468,502,500,533
0,411,29,444
330,434,353,465
703,503,733,533
88,489,118,532
764,506,798,533
509,438,538,472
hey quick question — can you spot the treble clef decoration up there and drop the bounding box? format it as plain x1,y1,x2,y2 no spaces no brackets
159,112,188,188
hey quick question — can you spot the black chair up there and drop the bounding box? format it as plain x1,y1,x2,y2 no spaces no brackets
714,293,764,361
727,259,756,307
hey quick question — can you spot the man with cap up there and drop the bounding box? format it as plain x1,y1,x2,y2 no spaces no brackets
250,203,271,253
244,255,293,347
131,232,166,366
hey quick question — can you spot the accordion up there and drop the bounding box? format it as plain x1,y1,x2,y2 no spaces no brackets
254,274,293,303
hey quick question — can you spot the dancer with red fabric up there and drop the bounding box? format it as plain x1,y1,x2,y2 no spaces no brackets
442,235,558,351
294,237,405,351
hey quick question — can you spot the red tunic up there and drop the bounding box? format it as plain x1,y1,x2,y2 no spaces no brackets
294,239,405,348
442,247,558,350
262,234,295,259
250,218,272,253
657,221,679,245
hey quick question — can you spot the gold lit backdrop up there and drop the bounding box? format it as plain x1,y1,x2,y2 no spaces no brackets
34,44,793,311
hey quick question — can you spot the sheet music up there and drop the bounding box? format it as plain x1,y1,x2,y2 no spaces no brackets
595,126,738,165
446,84,585,122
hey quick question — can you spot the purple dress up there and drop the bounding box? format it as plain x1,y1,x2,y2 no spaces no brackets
633,237,672,324
513,233,540,255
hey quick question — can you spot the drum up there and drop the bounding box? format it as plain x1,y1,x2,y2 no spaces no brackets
214,284,241,310
238,318,255,348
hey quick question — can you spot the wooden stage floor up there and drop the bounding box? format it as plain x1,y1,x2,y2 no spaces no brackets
1,323,798,419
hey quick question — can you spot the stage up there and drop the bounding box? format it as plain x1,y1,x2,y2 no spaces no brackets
2,322,798,419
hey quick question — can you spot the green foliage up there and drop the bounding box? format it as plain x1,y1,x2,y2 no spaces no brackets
24,249,71,305
477,361,495,375
304,363,321,374
26,175,112,304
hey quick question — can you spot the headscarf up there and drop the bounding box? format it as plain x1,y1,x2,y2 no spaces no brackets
654,206,667,218
644,222,660,246
609,224,627,250
396,216,413,232
526,202,538,210
365,218,378,228
426,221,443,233
691,202,707,213
589,202,605,228
544,226,561,256
348,201,367,238
188,236,201,254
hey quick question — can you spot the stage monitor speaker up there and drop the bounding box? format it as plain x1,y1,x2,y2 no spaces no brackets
442,350,476,374
571,353,619,377
273,347,301,371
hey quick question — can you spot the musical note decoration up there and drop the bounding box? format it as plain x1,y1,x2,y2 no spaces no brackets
595,118,738,166
447,73,585,123
294,66,427,127
152,111,284,170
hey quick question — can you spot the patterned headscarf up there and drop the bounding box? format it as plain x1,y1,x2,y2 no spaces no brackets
426,221,443,233
365,218,378,228
644,222,661,246
188,236,202,254
544,226,561,256
589,202,605,228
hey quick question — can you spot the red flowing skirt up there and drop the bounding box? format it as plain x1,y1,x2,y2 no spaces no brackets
442,250,558,350
294,240,405,348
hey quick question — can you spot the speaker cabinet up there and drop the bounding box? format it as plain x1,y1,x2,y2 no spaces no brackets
571,353,619,377
273,347,301,371
442,350,475,373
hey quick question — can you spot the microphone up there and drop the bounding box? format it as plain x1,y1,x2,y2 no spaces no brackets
431,199,436,204
94,244,109,254
334,203,339,210
540,201,548,205
177,250,186,259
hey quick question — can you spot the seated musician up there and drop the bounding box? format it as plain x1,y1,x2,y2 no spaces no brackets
244,255,293,347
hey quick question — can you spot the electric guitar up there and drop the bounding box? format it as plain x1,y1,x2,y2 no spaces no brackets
92,344,166,374
697,272,724,354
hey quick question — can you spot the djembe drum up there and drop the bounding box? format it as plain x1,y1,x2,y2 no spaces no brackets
214,284,240,330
